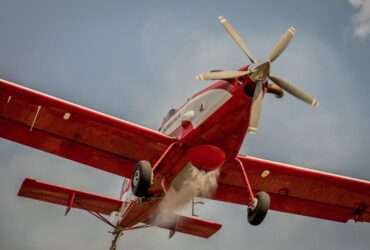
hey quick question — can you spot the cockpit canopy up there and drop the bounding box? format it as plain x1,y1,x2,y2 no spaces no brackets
159,108,176,131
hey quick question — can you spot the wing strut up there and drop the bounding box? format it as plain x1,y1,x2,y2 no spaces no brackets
64,192,76,216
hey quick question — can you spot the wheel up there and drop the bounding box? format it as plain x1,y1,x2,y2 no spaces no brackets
247,191,270,226
131,160,153,197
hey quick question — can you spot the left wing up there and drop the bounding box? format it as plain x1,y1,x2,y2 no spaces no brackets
214,155,370,223
0,79,176,177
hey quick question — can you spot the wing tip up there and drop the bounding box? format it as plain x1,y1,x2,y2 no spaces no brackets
18,178,36,196
218,16,226,23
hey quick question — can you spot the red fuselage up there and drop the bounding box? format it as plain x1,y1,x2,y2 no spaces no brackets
153,68,258,191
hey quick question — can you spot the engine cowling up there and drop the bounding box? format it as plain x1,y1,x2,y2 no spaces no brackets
186,145,226,171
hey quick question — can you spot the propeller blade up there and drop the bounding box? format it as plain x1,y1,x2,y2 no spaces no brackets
268,26,296,63
196,70,249,80
269,75,319,107
266,83,284,98
248,81,264,133
218,16,257,64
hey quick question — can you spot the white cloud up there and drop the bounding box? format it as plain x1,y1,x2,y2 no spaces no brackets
349,0,370,38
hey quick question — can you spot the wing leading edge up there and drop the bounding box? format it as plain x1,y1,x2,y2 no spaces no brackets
214,155,370,223
0,79,176,177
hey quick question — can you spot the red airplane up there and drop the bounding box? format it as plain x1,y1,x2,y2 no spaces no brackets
1,16,369,250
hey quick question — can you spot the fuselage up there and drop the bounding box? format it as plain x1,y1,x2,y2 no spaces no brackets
159,67,256,161
154,67,263,189
119,69,260,227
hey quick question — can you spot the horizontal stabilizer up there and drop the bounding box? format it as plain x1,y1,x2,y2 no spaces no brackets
148,213,222,238
18,178,123,215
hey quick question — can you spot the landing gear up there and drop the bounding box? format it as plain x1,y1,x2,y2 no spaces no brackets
131,160,153,197
247,191,270,226
235,158,270,226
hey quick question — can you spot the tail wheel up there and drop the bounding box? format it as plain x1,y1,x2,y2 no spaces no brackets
247,191,270,226
131,161,153,197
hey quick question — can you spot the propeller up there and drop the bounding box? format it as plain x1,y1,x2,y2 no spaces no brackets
196,16,319,132
196,70,249,80
268,26,296,63
269,75,319,107
248,81,263,133
218,16,257,64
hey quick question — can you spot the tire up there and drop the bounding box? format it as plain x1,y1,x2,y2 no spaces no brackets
247,191,270,226
131,160,153,197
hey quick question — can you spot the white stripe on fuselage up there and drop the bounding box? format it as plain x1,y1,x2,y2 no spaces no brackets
160,89,232,135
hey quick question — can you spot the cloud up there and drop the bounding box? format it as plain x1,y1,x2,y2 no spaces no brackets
349,0,370,38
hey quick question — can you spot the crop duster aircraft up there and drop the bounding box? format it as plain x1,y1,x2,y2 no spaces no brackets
0,16,369,250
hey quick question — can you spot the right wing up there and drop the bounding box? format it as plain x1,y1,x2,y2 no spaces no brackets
214,155,370,223
0,79,176,177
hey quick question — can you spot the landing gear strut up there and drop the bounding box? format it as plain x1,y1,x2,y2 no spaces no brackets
235,158,270,226
131,160,153,197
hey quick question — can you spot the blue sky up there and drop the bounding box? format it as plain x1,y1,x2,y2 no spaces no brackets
1,0,370,249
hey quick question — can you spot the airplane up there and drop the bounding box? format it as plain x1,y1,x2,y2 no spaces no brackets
1,16,370,250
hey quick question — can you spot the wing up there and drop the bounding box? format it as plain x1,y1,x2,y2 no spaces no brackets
0,79,176,177
18,178,123,215
214,155,370,223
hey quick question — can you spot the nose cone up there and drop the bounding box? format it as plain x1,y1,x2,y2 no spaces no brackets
249,61,270,82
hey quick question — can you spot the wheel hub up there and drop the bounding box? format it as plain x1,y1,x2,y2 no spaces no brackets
133,170,140,187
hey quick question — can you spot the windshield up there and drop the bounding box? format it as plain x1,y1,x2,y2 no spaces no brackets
159,108,176,131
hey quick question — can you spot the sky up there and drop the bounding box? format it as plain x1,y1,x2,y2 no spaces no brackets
1,0,370,249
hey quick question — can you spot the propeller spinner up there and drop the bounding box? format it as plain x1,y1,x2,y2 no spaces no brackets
196,16,319,133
